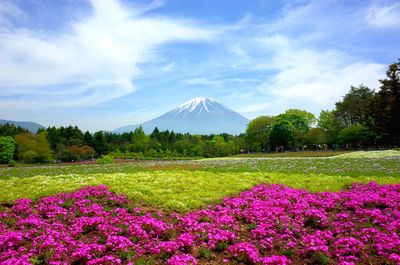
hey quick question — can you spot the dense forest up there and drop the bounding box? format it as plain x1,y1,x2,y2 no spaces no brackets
0,60,399,164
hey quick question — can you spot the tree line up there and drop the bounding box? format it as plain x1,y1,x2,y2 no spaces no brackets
246,60,400,151
0,60,398,164
0,124,246,163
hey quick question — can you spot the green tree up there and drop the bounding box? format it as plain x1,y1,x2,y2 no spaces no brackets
0,124,28,137
335,85,375,127
15,133,52,163
0,136,16,163
276,109,315,146
68,145,95,161
372,60,400,145
304,128,327,145
337,124,372,148
130,127,148,153
92,131,108,156
83,131,93,146
281,109,316,129
270,120,295,149
245,116,275,152
318,110,342,143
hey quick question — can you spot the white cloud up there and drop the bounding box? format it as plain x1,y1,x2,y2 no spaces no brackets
160,62,176,74
366,2,400,28
228,78,261,83
0,0,217,108
185,77,223,86
254,35,385,114
220,0,392,117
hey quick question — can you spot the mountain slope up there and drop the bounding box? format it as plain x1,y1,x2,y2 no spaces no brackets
0,119,44,133
115,97,249,135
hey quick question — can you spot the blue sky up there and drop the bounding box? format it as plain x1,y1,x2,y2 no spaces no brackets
0,0,399,131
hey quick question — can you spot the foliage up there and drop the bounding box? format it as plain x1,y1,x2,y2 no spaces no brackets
335,85,375,127
317,110,341,143
270,120,295,148
93,131,108,156
0,123,28,137
337,124,372,146
8,159,16,167
96,155,115,164
14,133,52,163
372,60,400,145
304,128,327,145
245,116,274,152
281,109,316,129
0,136,16,163
276,109,315,134
68,145,95,161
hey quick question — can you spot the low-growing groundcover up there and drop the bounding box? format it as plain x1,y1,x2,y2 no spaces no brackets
1,171,400,211
1,183,400,264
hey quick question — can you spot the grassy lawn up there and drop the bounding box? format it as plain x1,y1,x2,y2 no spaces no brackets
1,153,400,211
1,156,400,178
1,171,399,211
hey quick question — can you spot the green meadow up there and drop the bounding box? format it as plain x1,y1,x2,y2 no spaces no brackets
1,151,400,212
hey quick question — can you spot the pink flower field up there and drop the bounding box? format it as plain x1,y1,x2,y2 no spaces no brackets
1,182,400,265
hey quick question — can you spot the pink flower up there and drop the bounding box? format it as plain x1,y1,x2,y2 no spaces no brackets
167,254,197,265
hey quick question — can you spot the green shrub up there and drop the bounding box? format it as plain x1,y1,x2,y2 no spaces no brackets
0,136,16,164
8,159,16,167
96,155,115,164
22,150,39,163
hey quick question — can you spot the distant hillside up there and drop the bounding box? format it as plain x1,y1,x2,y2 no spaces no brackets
115,97,249,135
0,119,44,133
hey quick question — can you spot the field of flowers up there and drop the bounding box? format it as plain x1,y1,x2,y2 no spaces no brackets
2,155,400,179
1,155,400,212
2,182,400,265
2,171,400,212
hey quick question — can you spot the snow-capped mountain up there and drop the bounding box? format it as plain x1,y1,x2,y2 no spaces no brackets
115,97,249,135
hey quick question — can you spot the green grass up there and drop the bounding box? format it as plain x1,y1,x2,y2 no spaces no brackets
1,156,400,211
230,150,352,158
1,171,399,211
332,150,400,158
1,156,400,178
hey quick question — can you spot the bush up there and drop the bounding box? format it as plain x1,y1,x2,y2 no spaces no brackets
15,133,52,163
8,159,16,167
338,124,372,146
22,150,39,163
0,136,16,164
96,155,115,164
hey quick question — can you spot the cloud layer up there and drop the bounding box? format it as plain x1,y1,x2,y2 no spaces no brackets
0,0,216,107
0,0,397,131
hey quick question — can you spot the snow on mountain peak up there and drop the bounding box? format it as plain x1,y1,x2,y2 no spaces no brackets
175,97,220,115
180,97,216,106
114,97,249,135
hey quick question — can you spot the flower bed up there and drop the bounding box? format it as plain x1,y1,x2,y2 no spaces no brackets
1,182,400,264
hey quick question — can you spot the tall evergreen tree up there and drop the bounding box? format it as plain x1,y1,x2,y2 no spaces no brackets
92,131,108,156
373,60,400,145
